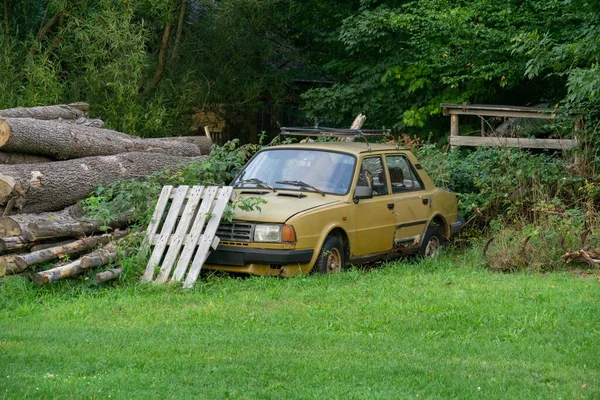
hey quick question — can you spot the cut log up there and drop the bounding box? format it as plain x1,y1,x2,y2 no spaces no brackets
24,213,131,242
1,253,27,275
0,103,86,120
80,242,118,269
95,268,123,284
0,236,30,253
33,240,125,284
14,231,126,272
0,117,202,159
0,152,52,164
33,259,83,285
0,205,83,237
158,136,213,155
0,152,204,213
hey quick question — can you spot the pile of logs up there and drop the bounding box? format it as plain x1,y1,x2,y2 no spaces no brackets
0,103,212,284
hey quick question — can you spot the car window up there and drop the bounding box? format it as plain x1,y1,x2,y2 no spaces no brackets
357,157,388,196
233,149,356,195
386,155,423,192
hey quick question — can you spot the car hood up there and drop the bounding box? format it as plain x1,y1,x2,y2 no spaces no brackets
232,190,341,223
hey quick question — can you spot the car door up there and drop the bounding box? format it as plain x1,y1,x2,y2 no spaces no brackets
351,156,396,256
386,154,432,244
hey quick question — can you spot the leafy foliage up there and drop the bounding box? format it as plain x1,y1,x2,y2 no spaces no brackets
81,140,263,227
300,0,593,136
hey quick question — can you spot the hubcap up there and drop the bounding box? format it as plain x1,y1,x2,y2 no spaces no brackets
326,248,342,273
424,236,441,257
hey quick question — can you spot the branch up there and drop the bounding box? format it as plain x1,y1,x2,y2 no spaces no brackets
37,11,60,41
28,11,61,58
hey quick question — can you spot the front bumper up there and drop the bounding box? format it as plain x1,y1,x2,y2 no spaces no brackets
205,246,314,267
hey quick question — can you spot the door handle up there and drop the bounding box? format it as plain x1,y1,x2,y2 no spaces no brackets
422,198,429,205
387,203,394,210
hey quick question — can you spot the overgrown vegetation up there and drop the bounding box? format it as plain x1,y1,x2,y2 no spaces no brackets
416,140,600,272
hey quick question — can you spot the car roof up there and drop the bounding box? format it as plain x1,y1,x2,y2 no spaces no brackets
262,141,407,155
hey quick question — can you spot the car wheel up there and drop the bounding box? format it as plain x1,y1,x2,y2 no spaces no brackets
315,235,345,274
420,226,444,257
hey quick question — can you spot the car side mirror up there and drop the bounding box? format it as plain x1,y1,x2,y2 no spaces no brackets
354,185,373,201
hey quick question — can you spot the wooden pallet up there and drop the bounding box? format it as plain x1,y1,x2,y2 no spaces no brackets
140,185,233,288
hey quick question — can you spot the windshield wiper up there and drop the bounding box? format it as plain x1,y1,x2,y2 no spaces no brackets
275,180,325,196
234,178,276,192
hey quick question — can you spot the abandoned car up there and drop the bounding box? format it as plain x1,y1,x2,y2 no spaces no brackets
205,130,462,276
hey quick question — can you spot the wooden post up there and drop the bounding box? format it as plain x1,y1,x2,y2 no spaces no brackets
450,114,459,150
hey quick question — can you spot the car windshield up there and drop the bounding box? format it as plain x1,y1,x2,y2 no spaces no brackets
233,149,356,195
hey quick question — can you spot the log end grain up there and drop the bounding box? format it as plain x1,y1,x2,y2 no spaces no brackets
12,255,29,272
32,272,49,285
0,217,22,237
0,119,10,147
0,173,16,204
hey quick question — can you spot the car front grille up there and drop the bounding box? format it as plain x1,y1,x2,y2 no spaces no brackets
216,221,253,242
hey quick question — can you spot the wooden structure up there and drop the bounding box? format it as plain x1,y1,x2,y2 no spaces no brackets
140,185,233,288
441,103,579,150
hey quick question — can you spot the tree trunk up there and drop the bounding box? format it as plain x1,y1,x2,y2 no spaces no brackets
0,152,204,213
158,136,212,155
0,103,86,120
0,152,52,164
0,117,202,159
95,268,123,284
3,0,8,37
171,0,187,61
148,21,173,91
15,231,126,273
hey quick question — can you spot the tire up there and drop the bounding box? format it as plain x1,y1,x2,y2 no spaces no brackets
419,226,444,257
314,235,345,274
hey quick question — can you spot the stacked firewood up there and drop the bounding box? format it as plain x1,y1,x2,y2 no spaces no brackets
0,103,212,283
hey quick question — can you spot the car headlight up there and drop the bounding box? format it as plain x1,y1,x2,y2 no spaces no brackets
253,224,297,243
254,224,282,242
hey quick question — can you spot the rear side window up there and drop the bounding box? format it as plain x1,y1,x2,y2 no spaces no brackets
386,156,423,192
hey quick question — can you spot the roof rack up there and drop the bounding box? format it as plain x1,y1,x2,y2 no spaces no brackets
279,127,393,150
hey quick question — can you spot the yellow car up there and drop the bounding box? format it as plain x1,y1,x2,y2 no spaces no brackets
205,136,462,276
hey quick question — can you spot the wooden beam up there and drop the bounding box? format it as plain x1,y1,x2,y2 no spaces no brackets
444,108,555,119
449,136,578,150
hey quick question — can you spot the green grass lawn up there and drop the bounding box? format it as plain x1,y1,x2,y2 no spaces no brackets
1,251,599,399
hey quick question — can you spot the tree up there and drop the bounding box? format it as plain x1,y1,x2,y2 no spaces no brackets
299,0,590,136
